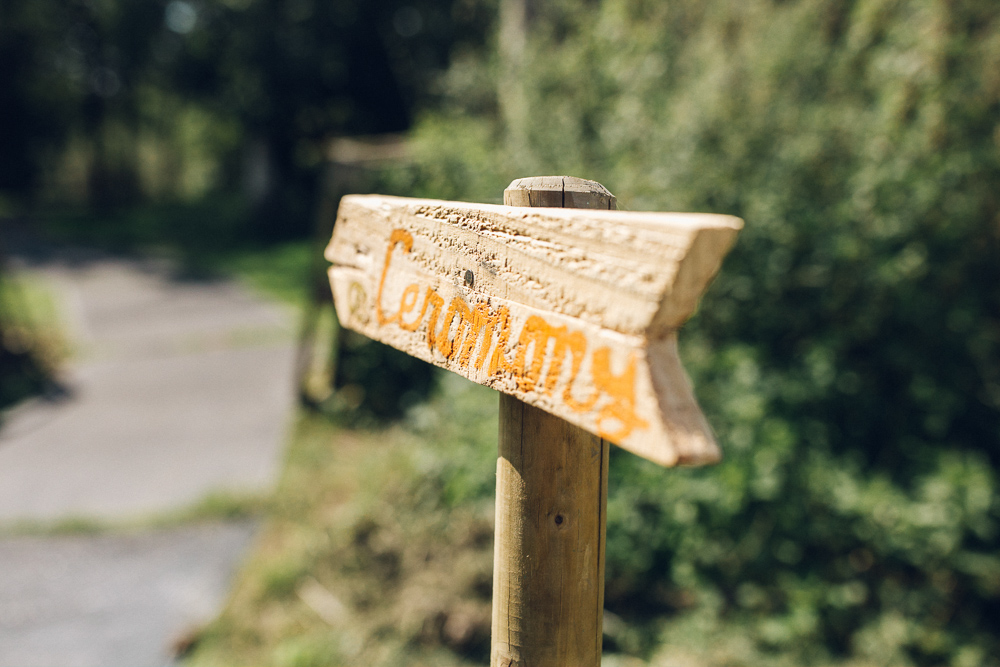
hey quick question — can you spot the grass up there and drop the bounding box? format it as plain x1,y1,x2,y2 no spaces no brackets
183,373,500,667
34,196,321,308
0,490,270,537
0,270,70,410
216,242,316,307
178,373,862,667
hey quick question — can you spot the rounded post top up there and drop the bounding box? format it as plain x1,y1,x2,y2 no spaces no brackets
505,176,617,210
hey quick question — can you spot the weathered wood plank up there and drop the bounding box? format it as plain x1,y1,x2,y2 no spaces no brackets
325,194,742,466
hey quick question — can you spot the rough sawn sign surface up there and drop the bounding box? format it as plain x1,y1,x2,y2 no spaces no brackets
325,194,742,467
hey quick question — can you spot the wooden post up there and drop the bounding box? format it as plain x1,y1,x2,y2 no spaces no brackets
491,177,615,667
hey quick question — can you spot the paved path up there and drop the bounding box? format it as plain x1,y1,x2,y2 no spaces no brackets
0,522,256,667
0,248,299,665
0,254,296,521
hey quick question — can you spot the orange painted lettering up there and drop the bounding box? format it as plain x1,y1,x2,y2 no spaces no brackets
397,284,424,331
512,316,589,396
488,307,514,376
591,348,649,441
457,303,492,368
436,297,473,359
424,289,445,350
376,229,414,326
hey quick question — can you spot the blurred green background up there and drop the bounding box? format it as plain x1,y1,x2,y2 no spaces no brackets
2,0,999,665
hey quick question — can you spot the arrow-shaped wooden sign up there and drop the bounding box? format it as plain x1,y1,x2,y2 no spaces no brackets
325,183,742,467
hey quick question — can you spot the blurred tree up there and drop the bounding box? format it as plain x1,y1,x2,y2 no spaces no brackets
1,0,496,229
154,0,497,239
1,0,184,208
0,0,78,199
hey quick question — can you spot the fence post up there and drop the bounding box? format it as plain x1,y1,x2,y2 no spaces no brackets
491,176,615,667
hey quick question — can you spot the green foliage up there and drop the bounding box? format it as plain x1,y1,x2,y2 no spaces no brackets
333,330,438,420
0,269,65,412
2,0,500,238
185,400,496,667
270,634,345,667
395,0,1000,664
41,195,249,255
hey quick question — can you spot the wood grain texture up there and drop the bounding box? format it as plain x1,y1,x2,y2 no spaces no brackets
492,395,608,667
505,175,615,209
325,187,741,466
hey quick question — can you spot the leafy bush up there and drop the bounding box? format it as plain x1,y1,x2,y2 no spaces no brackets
185,383,498,667
391,1,1000,664
0,268,64,411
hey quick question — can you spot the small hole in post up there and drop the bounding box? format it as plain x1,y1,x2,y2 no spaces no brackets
464,270,474,287
554,514,564,526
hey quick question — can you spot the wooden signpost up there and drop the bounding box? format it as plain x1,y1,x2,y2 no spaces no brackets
325,176,742,666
